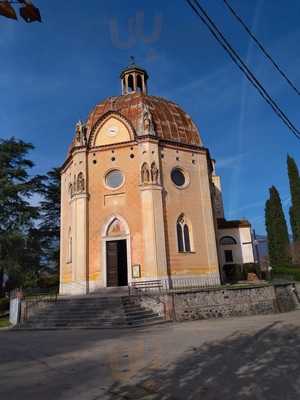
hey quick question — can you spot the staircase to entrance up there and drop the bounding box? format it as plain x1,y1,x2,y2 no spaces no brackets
16,290,166,329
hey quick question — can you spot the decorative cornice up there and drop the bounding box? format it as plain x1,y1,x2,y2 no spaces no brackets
139,184,163,192
60,135,210,172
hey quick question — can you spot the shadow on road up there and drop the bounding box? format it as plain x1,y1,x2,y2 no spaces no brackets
106,321,300,399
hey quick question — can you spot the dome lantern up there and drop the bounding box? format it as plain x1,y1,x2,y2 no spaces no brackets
120,57,148,95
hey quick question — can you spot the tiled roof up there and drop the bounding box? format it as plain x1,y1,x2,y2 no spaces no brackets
217,219,251,229
86,93,202,146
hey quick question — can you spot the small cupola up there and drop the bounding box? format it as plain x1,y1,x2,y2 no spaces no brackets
120,57,148,95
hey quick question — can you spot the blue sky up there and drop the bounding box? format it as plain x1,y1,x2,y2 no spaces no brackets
0,0,300,234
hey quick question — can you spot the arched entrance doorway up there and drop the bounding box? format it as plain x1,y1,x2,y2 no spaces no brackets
102,215,131,287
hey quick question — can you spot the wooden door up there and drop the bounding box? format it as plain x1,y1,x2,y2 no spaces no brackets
117,240,128,286
106,241,118,287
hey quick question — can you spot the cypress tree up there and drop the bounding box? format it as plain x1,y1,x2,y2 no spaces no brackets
287,155,300,243
265,186,291,268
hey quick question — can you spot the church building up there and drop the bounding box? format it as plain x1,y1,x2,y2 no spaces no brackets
59,63,254,295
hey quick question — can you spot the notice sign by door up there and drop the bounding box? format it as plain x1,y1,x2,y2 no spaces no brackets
132,264,141,278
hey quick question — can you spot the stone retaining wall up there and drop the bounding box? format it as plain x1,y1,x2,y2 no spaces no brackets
132,283,300,322
20,298,55,323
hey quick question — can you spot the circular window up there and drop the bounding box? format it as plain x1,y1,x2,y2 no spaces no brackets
105,170,124,189
171,168,186,187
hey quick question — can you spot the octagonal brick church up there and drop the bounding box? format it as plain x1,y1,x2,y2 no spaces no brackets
59,63,255,295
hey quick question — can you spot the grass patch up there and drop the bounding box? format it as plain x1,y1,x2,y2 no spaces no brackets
0,317,10,328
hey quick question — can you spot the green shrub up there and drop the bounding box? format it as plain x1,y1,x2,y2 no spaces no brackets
37,275,59,289
0,298,9,313
22,271,39,289
273,265,300,281
223,264,244,283
243,263,262,279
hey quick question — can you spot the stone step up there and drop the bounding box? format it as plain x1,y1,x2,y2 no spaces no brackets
126,317,166,327
126,311,155,317
39,304,148,313
20,317,165,329
28,312,126,319
28,311,156,323
53,302,123,306
34,308,125,314
126,314,159,322
22,320,126,327
18,323,125,329
20,318,164,329
48,302,123,307
124,307,152,313
26,317,126,323
34,309,125,314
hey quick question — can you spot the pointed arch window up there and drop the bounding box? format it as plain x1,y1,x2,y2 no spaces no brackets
183,224,191,252
177,222,184,252
177,214,192,253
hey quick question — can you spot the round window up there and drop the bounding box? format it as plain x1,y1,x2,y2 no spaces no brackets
171,168,186,187
105,170,124,189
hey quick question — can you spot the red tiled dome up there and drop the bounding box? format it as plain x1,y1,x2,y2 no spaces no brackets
86,93,202,147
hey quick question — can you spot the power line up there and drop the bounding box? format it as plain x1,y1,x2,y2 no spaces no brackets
185,0,300,140
223,0,300,96
186,0,300,139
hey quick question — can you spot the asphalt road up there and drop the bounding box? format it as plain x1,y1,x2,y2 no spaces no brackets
1,311,300,400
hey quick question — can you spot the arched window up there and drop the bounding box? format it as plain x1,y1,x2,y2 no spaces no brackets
220,236,236,264
177,222,184,252
128,74,134,92
136,74,143,92
177,214,192,252
220,236,237,245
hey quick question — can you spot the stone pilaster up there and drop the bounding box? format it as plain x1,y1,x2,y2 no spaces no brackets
140,184,168,279
138,139,168,280
69,192,88,294
60,146,89,296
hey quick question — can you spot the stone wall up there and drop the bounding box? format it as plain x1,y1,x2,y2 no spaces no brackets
172,285,277,321
132,283,300,322
130,293,169,319
274,283,300,313
20,298,55,323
